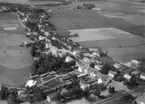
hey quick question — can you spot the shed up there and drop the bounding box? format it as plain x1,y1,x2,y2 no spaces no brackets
140,73,145,80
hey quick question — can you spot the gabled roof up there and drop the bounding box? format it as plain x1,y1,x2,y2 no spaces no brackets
108,70,116,75
141,73,145,76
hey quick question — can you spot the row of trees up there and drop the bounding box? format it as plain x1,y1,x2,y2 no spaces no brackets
25,22,39,32
31,52,76,75
0,85,47,104
0,86,22,104
55,80,116,102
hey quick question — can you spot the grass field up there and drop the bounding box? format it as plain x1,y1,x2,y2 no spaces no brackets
0,32,33,87
69,28,145,62
0,12,33,87
50,9,144,37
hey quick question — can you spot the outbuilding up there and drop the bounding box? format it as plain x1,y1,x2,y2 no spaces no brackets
123,74,131,80
65,56,73,63
108,70,116,78
25,80,37,87
140,73,145,80
131,60,141,67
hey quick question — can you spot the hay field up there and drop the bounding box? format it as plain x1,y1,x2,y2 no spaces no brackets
0,12,25,32
0,12,33,87
70,27,138,42
0,12,19,25
0,32,33,87
50,10,144,37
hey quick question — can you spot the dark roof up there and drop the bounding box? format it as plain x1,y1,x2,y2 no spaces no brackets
117,65,131,73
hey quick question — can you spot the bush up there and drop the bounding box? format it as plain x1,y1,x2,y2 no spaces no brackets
0,85,9,100
83,3,95,9
109,86,115,94
100,64,110,74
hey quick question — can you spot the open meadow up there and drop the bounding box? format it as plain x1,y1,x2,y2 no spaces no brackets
0,12,33,87
50,9,144,37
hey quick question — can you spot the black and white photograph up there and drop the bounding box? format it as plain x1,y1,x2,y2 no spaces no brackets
0,0,145,104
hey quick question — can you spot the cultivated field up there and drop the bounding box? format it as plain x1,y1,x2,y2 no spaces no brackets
50,10,144,37
69,28,145,62
0,12,33,87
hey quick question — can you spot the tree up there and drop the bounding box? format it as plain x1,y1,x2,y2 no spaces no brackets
109,86,115,94
7,93,17,104
120,94,135,104
0,85,9,100
100,63,110,74
31,43,36,57
32,60,39,75
128,76,139,86
94,89,101,97
90,62,95,68
32,86,44,102
83,3,95,9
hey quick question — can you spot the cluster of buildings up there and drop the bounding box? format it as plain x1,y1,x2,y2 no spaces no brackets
0,3,145,104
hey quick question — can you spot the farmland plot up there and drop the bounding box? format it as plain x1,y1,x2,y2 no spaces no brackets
50,10,144,37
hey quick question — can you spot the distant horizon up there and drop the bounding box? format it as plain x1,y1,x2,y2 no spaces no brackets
0,0,60,4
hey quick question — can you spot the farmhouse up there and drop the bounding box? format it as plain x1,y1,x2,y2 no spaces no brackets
131,60,141,67
123,74,131,80
108,70,116,78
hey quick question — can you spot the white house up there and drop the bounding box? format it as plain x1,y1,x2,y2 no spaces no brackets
84,69,88,74
113,63,121,69
22,18,28,22
83,53,91,57
25,80,37,87
45,32,50,36
26,32,31,36
45,43,50,49
131,60,141,67
90,52,100,57
123,74,131,80
39,36,45,40
90,72,96,78
140,73,145,80
97,78,103,84
52,37,56,40
108,70,116,78
65,56,73,63
94,65,101,71
83,57,90,63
